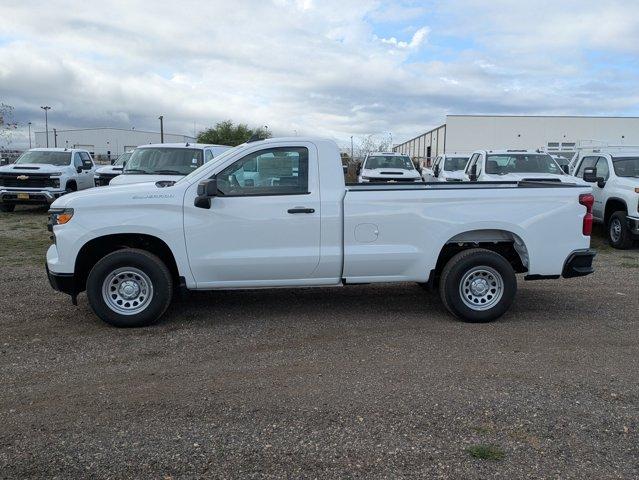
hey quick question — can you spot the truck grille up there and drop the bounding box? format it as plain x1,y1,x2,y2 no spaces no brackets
368,177,417,183
95,173,118,186
0,173,57,188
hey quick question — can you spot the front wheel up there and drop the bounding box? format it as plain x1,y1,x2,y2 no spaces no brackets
439,248,517,323
86,249,173,327
608,211,634,249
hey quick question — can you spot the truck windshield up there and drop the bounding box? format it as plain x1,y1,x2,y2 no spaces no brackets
123,148,204,175
113,152,132,166
486,154,562,175
612,157,639,177
14,151,71,166
365,155,414,170
444,157,469,171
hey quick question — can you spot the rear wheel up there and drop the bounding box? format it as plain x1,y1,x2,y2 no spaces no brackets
608,211,633,249
0,203,16,212
86,249,173,327
439,248,517,323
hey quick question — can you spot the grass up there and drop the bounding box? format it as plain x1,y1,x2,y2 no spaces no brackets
0,206,51,266
466,444,505,461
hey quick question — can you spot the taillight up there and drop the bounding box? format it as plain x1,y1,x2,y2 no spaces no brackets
579,193,594,236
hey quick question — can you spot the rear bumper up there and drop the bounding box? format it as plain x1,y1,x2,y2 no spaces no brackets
562,249,596,278
1,189,66,205
46,263,77,297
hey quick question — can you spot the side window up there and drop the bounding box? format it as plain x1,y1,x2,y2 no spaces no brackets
216,147,309,196
576,156,598,178
204,149,214,163
80,152,93,169
73,153,83,168
595,157,610,180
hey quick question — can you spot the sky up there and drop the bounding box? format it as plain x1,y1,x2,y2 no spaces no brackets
1,0,639,149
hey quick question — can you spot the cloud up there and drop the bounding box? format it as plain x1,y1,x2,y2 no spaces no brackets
0,0,638,149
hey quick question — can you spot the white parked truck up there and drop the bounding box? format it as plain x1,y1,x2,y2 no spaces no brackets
46,137,596,328
93,151,132,187
0,148,96,212
422,154,470,182
110,143,231,186
571,147,639,248
357,152,422,183
463,150,574,183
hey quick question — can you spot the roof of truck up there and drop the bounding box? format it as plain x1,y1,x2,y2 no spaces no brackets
137,143,226,149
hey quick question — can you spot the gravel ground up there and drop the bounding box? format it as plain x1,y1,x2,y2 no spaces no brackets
1,207,638,479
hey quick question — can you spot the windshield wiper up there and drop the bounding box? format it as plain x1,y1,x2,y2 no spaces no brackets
153,169,183,175
124,169,149,174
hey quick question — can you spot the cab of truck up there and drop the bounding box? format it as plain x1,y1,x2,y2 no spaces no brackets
571,148,639,248
110,143,231,186
422,153,470,182
463,150,573,183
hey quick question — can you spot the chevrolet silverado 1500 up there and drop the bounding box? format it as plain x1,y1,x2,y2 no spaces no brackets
46,137,596,327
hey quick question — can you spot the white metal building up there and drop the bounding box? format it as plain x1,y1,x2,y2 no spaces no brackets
393,115,639,164
34,127,197,157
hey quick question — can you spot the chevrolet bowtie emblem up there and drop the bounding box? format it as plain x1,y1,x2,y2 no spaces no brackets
17,175,29,180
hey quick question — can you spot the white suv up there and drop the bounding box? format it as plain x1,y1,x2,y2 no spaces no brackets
571,149,639,248
422,154,470,182
0,148,95,212
357,152,422,183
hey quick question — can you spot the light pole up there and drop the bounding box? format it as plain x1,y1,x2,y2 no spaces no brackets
350,135,354,161
28,122,32,149
53,128,57,147
41,106,51,147
158,115,164,143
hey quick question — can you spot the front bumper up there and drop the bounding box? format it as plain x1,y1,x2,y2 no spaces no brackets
46,263,79,303
0,189,66,205
627,216,639,236
562,249,597,278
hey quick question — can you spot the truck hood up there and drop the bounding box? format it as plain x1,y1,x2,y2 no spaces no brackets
362,168,421,179
51,181,180,209
0,163,72,174
483,172,582,184
95,165,124,175
109,173,184,185
442,170,466,181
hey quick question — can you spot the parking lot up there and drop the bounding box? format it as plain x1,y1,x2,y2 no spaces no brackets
1,206,638,478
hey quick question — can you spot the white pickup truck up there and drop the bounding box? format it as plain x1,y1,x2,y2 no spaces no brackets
46,137,596,328
0,148,96,212
463,150,574,183
571,148,639,248
357,152,422,183
422,154,470,182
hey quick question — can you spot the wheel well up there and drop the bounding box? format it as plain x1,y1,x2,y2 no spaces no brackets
604,198,627,224
430,230,528,288
66,180,77,191
74,234,180,293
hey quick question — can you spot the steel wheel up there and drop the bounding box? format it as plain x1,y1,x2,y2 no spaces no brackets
459,266,504,311
609,218,622,244
101,267,154,315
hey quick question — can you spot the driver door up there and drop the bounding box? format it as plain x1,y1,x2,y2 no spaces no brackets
184,144,321,287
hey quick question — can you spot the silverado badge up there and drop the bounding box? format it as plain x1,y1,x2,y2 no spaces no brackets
17,175,29,180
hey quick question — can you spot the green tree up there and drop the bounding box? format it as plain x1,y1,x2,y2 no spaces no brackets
197,120,271,146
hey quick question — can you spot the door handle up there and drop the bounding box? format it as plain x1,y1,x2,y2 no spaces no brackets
287,208,315,214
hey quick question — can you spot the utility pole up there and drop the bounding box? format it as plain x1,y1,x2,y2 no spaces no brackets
158,115,164,143
28,122,32,149
41,106,51,147
53,128,57,147
350,135,354,161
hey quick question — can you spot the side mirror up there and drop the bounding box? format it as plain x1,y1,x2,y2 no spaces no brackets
582,167,597,183
342,164,348,175
561,164,570,174
597,178,606,189
194,178,217,209
76,166,83,174
469,164,478,182
433,165,440,177
0,158,7,166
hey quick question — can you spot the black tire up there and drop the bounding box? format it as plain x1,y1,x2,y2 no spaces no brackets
608,211,634,249
0,203,16,212
86,249,173,328
439,248,517,323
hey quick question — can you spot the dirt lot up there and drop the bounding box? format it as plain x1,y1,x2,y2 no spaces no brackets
1,206,638,479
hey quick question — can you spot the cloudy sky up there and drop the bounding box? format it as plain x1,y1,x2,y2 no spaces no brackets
2,0,639,148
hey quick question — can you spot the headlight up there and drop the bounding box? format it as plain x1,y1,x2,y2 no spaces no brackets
94,174,101,179
361,177,370,182
47,208,74,231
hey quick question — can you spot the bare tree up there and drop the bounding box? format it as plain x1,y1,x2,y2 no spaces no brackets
354,133,393,161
